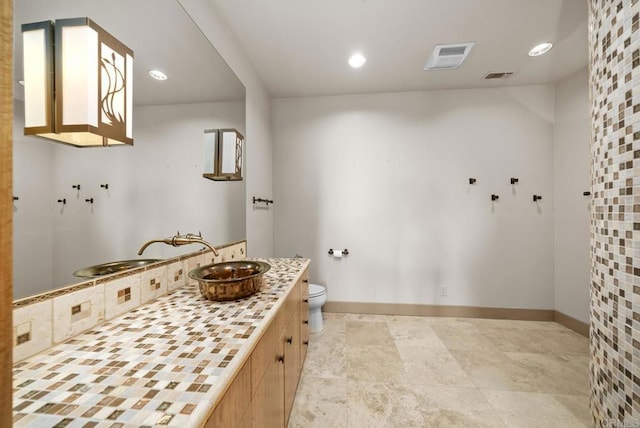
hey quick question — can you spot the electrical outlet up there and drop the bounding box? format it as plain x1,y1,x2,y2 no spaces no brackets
440,287,448,297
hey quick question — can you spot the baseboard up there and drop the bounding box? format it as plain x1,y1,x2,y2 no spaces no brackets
323,301,554,321
553,311,589,337
323,302,590,337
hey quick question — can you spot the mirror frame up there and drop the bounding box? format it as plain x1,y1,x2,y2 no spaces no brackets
1,0,14,422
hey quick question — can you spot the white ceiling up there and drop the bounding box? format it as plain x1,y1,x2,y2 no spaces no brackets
210,0,588,98
13,0,245,106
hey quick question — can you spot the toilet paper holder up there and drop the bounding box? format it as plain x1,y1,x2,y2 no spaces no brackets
328,249,349,256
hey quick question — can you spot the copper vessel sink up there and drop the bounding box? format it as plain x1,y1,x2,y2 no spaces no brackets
189,261,271,301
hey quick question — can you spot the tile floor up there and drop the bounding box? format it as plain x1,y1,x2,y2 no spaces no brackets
288,313,591,428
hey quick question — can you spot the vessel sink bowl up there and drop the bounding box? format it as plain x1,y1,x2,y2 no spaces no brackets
189,261,271,301
73,259,162,278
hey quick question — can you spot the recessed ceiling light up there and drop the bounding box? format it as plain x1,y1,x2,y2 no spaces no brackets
528,42,553,57
348,53,366,68
148,70,168,81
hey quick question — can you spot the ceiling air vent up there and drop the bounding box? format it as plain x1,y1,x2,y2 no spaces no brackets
483,72,514,80
424,42,475,70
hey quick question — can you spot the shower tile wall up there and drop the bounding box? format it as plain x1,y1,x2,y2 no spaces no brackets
589,0,640,425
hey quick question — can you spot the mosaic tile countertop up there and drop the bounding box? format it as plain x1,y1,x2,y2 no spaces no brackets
13,258,310,428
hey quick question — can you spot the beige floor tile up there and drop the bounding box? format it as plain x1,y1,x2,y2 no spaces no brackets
385,314,436,323
449,349,546,392
467,318,569,332
429,318,498,351
345,313,393,322
482,390,590,428
288,376,347,428
451,349,589,395
386,317,447,348
504,352,590,395
409,384,508,428
346,344,405,383
427,316,478,325
481,328,588,356
322,311,346,320
552,394,593,427
396,346,475,387
302,340,346,379
295,313,591,427
346,321,394,346
311,314,346,344
347,380,426,428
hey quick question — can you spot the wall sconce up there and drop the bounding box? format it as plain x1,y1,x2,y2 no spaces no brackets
22,18,133,147
203,129,244,181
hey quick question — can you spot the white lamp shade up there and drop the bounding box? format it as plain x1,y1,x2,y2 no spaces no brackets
202,128,244,181
22,18,133,147
22,22,53,131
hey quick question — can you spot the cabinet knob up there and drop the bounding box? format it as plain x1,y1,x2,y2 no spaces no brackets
286,336,293,344
303,299,309,303
277,355,284,363
303,320,309,324
303,341,309,346
303,279,309,283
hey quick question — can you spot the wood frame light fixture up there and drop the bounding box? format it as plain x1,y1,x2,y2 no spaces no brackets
22,18,133,147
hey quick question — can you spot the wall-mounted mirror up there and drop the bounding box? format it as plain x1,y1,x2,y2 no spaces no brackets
13,0,246,299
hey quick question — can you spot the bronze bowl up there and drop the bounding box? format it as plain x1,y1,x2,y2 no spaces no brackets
189,261,271,301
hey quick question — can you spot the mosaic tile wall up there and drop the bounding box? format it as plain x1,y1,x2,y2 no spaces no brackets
589,0,640,425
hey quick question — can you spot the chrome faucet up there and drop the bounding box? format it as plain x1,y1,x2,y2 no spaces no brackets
137,232,219,257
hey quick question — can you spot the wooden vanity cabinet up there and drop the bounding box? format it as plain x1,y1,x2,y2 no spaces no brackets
206,268,309,428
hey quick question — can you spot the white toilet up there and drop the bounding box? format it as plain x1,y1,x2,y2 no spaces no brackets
308,284,327,333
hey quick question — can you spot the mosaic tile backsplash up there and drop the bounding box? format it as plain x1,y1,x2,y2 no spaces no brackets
589,0,640,425
13,257,310,427
12,241,246,363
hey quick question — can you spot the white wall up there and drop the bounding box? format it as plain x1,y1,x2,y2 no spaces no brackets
553,67,590,323
179,0,275,257
273,86,556,309
13,100,55,298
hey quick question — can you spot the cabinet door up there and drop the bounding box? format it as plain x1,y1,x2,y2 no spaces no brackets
284,305,301,425
238,403,252,428
252,341,285,428
251,309,283,397
300,274,310,366
206,359,252,427
268,341,286,427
